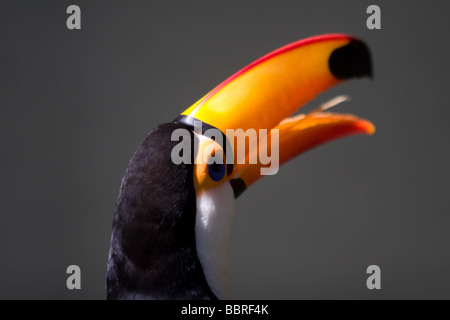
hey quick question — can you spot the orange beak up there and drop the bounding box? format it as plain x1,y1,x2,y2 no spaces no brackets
175,34,374,197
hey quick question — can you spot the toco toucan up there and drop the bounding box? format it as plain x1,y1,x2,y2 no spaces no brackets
106,34,374,300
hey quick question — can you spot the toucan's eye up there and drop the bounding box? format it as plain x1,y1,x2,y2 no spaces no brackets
208,161,225,182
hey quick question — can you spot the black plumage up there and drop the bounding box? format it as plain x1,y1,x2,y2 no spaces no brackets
106,123,217,300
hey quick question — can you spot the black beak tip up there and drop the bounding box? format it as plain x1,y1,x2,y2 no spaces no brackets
329,39,373,80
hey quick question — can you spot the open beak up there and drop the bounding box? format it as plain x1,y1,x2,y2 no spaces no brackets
175,34,374,198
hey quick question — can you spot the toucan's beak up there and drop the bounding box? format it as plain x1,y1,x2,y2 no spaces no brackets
175,34,374,198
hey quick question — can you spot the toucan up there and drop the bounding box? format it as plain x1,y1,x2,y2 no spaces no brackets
106,34,374,300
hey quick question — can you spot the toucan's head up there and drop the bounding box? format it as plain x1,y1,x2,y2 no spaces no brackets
106,34,374,300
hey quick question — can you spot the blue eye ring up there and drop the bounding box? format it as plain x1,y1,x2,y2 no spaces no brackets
208,161,226,182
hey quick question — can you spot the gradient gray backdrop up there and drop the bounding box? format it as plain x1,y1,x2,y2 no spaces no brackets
1,0,449,299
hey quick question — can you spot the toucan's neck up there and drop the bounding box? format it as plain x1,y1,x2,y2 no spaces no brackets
195,181,236,300
106,123,217,300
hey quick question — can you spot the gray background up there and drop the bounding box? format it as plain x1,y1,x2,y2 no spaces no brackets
1,0,449,299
